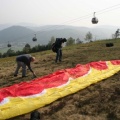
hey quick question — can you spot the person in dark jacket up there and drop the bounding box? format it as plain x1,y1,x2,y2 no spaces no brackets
55,38,67,63
14,54,36,78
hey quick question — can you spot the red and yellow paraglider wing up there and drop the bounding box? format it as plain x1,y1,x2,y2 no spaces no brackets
0,60,120,119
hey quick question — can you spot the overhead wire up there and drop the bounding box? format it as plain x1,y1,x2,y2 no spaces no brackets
27,3,120,31
59,4,120,25
96,4,120,14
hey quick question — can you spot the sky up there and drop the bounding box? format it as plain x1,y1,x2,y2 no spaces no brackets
0,0,120,27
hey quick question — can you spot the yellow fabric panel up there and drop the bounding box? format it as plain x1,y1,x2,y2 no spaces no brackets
0,61,120,119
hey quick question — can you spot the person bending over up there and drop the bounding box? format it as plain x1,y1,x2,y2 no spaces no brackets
14,54,36,78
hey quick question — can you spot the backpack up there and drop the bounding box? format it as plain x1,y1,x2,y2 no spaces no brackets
51,43,57,52
52,38,65,52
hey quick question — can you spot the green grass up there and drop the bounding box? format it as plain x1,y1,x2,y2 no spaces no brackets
0,38,120,120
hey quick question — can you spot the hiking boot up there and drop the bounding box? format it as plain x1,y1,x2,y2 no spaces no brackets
14,74,17,77
22,75,27,78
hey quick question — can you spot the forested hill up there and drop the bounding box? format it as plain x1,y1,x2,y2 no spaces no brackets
0,25,119,46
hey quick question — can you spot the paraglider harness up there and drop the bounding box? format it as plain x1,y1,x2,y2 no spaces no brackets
51,42,57,52
52,38,67,53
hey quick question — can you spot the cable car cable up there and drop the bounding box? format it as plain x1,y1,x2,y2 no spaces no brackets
1,3,120,49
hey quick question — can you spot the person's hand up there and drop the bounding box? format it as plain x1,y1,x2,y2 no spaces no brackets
33,75,37,78
33,72,37,78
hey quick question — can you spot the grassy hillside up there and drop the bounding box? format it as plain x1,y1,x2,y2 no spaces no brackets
0,39,120,120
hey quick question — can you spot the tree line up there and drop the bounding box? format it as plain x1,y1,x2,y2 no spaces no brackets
0,32,92,58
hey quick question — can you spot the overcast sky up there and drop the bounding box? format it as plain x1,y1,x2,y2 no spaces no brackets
0,0,120,27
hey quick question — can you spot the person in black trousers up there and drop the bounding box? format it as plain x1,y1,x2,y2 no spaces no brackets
54,38,67,63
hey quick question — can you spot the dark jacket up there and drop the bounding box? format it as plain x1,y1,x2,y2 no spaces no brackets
55,38,67,49
16,54,33,72
55,38,63,49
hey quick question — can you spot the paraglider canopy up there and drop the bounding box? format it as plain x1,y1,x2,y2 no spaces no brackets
32,34,37,41
92,12,98,24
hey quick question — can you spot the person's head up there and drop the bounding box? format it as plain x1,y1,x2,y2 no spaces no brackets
62,38,67,43
31,57,35,62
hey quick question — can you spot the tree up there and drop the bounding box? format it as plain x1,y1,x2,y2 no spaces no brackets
76,38,83,44
85,32,93,42
6,49,15,57
115,29,120,39
66,37,75,46
0,52,2,58
112,34,116,39
23,43,31,53
31,45,40,53
48,36,55,46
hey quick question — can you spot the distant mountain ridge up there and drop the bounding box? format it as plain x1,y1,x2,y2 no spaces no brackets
0,26,34,42
0,24,119,50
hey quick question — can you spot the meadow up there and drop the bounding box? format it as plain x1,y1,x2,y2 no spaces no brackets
0,39,120,120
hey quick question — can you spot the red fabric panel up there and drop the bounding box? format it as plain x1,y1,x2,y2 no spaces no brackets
0,61,109,102
111,60,120,65
89,61,108,70
66,64,90,78
0,71,69,101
